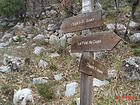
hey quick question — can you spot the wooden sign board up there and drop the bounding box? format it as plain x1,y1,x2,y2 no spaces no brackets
71,31,121,53
60,10,102,33
79,52,108,80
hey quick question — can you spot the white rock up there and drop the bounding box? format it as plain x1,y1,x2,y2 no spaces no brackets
108,69,117,79
41,19,48,25
57,30,63,37
65,82,78,96
33,34,46,44
94,52,107,60
59,35,66,46
50,10,57,16
128,21,138,28
45,34,50,39
44,30,49,35
0,65,11,72
50,53,60,58
54,74,62,80
23,26,33,34
33,47,44,55
107,23,126,32
12,36,19,42
38,60,48,68
31,43,37,46
130,33,140,43
13,23,24,30
1,32,12,42
49,35,60,45
32,77,48,84
3,55,24,71
47,24,56,31
13,35,25,42
70,51,82,58
93,87,98,92
93,78,109,87
16,45,25,49
27,34,34,39
0,42,9,48
13,88,34,105
64,33,73,38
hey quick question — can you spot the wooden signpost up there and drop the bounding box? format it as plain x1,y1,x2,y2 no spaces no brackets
61,10,102,33
71,31,121,53
60,0,121,105
79,52,108,81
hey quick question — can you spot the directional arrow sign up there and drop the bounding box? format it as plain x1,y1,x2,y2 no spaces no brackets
71,31,121,53
79,52,108,81
60,10,102,33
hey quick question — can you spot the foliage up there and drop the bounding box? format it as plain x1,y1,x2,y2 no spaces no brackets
36,82,56,100
101,0,113,10
133,48,140,56
0,0,24,17
16,34,23,42
49,61,57,71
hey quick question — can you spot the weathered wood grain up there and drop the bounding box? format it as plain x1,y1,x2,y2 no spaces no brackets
79,52,108,80
60,10,102,33
71,31,121,53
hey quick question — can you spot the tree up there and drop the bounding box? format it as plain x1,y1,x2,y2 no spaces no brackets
0,0,24,18
127,0,140,19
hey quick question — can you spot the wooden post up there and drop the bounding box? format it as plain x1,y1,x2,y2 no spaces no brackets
80,0,94,105
80,52,94,105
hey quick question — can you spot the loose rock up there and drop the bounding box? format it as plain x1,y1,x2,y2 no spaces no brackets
65,82,78,96
59,35,66,46
32,77,48,84
33,34,46,44
93,78,109,87
54,74,62,80
107,23,126,32
38,60,48,68
130,33,140,43
122,57,140,81
0,65,11,72
108,69,117,79
33,47,45,55
47,24,57,31
49,35,60,45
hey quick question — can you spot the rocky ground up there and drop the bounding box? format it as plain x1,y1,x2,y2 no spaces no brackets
0,3,140,105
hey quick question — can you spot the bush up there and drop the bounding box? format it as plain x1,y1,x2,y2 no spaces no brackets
49,61,57,71
0,0,24,17
133,48,140,56
36,82,56,100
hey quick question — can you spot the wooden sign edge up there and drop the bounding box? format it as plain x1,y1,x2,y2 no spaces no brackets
60,10,102,33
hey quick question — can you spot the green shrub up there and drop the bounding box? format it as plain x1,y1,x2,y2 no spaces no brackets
133,48,140,56
0,0,24,17
49,61,57,71
36,82,55,100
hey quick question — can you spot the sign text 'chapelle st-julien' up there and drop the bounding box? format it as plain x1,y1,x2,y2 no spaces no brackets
71,31,121,53
79,52,108,80
60,10,102,33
